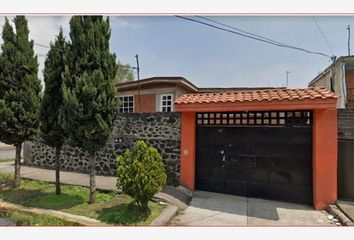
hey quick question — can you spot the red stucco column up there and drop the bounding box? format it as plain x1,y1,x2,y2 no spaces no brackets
179,112,196,190
312,108,338,209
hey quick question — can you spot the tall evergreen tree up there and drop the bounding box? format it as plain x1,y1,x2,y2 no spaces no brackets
0,16,42,187
60,16,119,203
39,28,67,194
0,18,17,99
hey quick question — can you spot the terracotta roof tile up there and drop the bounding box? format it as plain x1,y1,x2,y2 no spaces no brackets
175,87,337,105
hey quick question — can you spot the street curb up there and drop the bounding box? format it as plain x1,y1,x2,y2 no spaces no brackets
0,201,111,226
326,204,354,226
337,202,354,223
150,204,179,226
154,192,188,210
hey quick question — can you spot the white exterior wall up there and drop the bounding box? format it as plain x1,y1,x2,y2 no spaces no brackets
309,61,346,109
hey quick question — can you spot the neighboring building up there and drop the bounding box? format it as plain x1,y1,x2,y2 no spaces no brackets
308,55,354,109
117,76,276,113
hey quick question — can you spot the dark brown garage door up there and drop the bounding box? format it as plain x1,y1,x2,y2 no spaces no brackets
196,110,313,205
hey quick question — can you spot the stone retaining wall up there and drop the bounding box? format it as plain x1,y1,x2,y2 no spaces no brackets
24,112,181,186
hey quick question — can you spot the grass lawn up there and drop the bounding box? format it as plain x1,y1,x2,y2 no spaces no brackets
0,173,165,225
0,209,74,226
0,173,12,181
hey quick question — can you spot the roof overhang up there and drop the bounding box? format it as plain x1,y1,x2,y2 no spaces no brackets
117,77,199,92
175,98,337,112
175,87,338,112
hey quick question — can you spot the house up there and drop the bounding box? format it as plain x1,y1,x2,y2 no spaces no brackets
175,87,338,209
308,55,354,109
116,76,277,113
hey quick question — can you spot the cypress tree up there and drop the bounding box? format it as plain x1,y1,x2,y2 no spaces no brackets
60,16,119,203
39,28,67,194
0,16,42,187
0,18,16,99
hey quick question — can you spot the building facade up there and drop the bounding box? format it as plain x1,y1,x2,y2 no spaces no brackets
308,56,354,109
117,76,277,113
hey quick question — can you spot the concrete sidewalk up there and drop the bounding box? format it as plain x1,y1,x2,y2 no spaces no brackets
0,142,19,160
171,191,336,226
337,200,354,223
0,162,116,191
0,142,15,150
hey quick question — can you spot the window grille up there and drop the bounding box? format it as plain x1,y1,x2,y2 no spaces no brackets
196,110,312,127
119,96,134,113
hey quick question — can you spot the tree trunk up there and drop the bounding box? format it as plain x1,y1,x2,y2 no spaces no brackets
89,153,96,204
14,143,22,188
141,201,150,217
55,146,62,195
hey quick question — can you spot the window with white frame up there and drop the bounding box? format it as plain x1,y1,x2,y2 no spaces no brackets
119,95,134,113
160,94,173,112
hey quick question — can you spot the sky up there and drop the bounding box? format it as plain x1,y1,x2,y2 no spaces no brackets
0,15,353,89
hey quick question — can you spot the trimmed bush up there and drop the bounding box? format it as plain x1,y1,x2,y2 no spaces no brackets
116,140,167,211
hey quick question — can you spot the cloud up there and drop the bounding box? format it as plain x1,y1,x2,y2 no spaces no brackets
110,16,143,30
27,16,71,82
0,16,71,85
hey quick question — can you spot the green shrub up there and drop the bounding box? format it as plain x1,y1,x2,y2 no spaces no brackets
116,140,167,212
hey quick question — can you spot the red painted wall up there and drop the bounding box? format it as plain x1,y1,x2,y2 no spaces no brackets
179,112,196,190
134,94,156,112
312,108,338,209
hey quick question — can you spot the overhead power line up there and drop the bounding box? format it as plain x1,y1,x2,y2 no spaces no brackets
0,24,51,50
312,17,334,55
195,16,299,49
175,15,332,59
34,42,50,49
197,15,328,57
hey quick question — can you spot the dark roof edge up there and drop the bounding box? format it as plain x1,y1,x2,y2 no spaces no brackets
117,76,284,92
116,76,199,92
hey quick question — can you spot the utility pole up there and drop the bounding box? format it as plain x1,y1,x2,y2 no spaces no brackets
347,25,351,56
286,71,290,88
330,55,337,92
135,54,141,112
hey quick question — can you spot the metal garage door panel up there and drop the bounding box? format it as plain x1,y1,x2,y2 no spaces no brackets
196,123,313,205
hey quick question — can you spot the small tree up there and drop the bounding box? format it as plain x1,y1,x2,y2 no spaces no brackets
116,140,167,212
114,61,134,85
0,16,42,187
39,28,67,195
